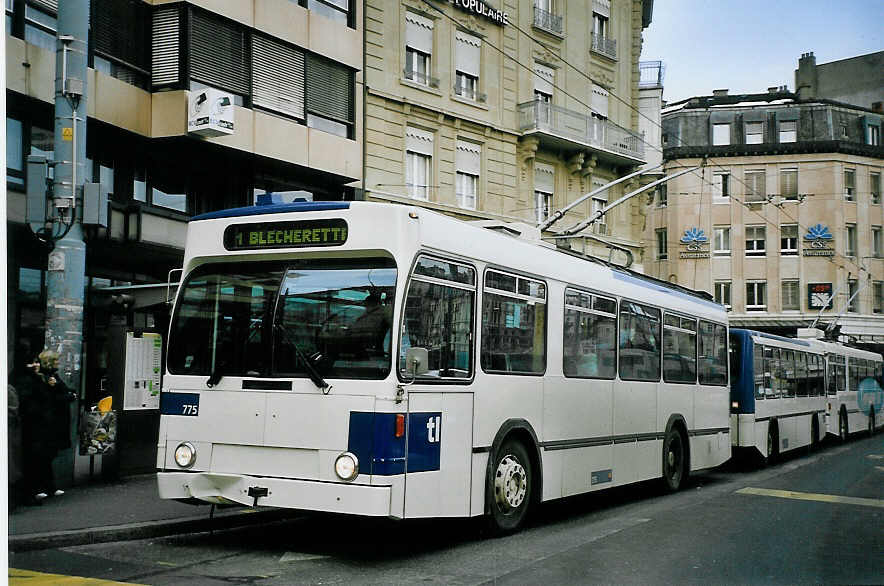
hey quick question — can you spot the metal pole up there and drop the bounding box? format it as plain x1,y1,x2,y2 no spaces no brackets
45,0,88,398
559,166,701,237
538,162,664,231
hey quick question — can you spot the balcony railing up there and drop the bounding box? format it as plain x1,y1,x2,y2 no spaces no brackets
402,68,439,89
639,61,665,88
533,6,563,35
591,33,616,60
518,100,645,162
453,83,487,103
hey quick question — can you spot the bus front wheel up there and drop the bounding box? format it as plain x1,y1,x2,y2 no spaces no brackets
869,407,876,435
487,439,533,534
839,410,849,442
662,427,687,492
766,424,779,465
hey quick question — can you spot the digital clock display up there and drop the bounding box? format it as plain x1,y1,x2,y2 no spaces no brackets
223,219,348,250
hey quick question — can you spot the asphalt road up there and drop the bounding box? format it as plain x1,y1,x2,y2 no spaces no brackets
10,434,884,585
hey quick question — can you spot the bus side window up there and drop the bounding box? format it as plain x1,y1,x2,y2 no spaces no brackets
400,256,476,379
763,346,774,397
619,301,661,382
563,288,616,379
698,321,727,386
753,343,764,399
481,270,547,375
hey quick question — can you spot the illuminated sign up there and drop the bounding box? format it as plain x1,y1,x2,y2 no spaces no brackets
807,283,833,309
223,219,348,250
449,0,509,25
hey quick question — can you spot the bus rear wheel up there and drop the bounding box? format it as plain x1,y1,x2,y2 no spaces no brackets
662,428,687,492
810,417,820,451
839,411,849,442
869,407,876,435
487,440,533,534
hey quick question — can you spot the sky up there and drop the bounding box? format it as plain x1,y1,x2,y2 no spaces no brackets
640,0,884,104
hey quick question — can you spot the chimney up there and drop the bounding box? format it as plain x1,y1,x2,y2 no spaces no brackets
795,51,817,101
712,89,728,98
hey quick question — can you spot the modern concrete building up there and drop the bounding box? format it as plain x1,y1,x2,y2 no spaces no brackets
645,52,884,345
6,0,363,476
362,0,654,266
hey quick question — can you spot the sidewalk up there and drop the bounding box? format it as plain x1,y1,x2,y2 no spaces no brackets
8,474,294,552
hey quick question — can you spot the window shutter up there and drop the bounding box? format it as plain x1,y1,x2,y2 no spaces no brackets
405,12,433,54
456,141,481,176
781,170,797,196
454,31,480,77
534,63,554,95
305,54,353,124
593,0,610,18
30,0,57,14
189,9,250,96
591,84,609,117
406,127,434,156
93,0,149,70
152,6,180,87
535,162,555,193
252,34,305,120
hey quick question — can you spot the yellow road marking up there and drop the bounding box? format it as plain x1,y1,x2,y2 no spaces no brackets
737,487,884,509
876,466,884,472
866,454,884,460
9,568,141,585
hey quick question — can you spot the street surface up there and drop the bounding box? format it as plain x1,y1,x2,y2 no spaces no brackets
10,434,884,585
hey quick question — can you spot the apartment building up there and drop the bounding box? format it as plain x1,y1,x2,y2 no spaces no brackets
6,0,362,474
645,52,884,344
363,0,654,265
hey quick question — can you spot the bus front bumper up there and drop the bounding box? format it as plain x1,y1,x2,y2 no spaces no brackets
157,471,392,517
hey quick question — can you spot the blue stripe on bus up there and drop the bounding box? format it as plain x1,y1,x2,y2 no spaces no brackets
348,412,442,476
191,201,351,221
160,392,200,416
611,271,724,311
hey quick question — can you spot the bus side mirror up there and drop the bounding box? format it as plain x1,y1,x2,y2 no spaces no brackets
405,347,429,377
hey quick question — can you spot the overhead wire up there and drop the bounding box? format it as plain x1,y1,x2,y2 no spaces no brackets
417,0,878,278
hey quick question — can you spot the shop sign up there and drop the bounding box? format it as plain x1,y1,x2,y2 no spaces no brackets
448,0,509,25
803,223,834,257
679,227,710,259
807,283,834,309
187,88,235,137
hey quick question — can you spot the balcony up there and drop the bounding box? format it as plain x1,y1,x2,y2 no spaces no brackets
533,6,563,36
518,100,645,165
639,61,665,89
591,33,616,60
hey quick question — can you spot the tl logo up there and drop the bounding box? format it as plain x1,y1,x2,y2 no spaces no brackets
426,415,442,443
680,227,708,251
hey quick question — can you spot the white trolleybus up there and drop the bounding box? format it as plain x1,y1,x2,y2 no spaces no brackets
801,335,883,440
157,201,731,533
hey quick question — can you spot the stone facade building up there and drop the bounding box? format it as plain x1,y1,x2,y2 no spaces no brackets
362,0,654,266
645,52,884,344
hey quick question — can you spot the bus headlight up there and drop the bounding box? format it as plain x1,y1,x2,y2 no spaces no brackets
334,452,359,481
174,442,196,468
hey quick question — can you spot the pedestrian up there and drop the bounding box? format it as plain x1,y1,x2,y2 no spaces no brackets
8,383,23,510
18,350,76,503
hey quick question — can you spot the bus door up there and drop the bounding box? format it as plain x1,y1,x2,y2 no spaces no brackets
403,389,473,519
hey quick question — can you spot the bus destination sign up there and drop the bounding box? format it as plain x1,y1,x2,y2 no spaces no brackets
224,219,348,250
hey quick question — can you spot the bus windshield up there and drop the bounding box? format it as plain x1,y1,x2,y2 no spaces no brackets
167,258,397,380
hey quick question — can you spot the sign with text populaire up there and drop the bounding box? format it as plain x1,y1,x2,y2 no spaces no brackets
223,219,348,250
449,0,509,25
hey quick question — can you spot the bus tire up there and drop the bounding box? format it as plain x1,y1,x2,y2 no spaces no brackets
487,439,533,535
839,409,849,442
869,407,876,436
766,423,779,465
662,427,687,492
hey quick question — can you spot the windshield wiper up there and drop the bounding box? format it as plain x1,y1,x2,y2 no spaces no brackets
274,324,331,393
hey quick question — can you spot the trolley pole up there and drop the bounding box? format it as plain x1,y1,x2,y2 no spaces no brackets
45,0,89,397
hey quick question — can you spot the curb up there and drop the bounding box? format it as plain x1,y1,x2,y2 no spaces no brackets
9,508,298,552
